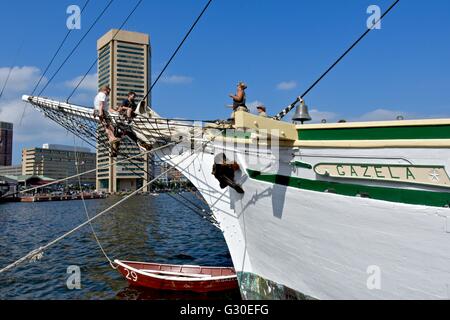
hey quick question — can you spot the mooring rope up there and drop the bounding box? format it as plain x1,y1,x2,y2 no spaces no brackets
0,145,205,274
73,135,116,269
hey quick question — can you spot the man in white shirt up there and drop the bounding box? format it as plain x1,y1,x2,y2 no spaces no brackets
94,86,120,155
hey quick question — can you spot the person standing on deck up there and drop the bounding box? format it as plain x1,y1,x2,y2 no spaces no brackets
256,105,268,117
94,86,120,155
229,82,248,120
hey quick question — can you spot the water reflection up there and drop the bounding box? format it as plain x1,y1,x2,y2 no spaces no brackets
0,193,240,300
116,286,241,301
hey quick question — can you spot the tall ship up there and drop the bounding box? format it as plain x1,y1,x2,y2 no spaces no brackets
8,0,450,300
21,94,450,299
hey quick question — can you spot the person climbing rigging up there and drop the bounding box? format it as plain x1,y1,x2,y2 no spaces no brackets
119,91,137,123
94,86,120,156
228,81,248,121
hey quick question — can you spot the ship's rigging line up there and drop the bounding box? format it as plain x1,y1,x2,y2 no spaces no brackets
37,0,114,97
0,40,25,99
141,0,213,104
23,99,218,263
66,0,144,103
12,0,218,262
74,135,115,268
67,0,213,108
274,0,401,120
20,0,113,124
29,0,90,99
0,143,208,274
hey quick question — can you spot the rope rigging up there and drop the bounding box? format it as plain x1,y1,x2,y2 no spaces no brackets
273,0,401,121
20,0,110,124
30,0,90,98
0,40,24,99
0,142,208,274
2,0,239,281
12,96,219,270
37,0,115,97
73,135,116,268
141,0,214,104
11,0,221,272
66,0,144,103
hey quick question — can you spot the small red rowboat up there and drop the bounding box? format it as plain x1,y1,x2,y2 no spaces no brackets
114,259,239,293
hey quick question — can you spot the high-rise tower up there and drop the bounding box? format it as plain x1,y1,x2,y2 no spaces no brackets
96,29,151,193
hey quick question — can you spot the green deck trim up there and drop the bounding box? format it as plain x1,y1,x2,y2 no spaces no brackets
290,161,313,169
247,169,450,208
222,130,252,139
297,125,450,141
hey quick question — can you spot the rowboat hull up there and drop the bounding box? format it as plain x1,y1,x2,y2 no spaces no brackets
115,260,239,293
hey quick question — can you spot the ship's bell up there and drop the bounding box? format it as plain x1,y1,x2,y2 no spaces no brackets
292,101,312,124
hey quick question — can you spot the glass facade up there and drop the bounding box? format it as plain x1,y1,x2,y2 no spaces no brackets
0,122,13,166
96,30,151,193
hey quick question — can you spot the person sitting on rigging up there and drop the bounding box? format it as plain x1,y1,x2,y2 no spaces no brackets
118,91,137,123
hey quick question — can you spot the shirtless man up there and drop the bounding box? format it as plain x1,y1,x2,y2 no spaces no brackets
229,82,248,120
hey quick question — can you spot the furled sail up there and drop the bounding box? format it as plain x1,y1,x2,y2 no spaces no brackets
22,95,194,148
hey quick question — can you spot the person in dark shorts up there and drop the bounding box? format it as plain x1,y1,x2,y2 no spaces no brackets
228,82,249,121
119,91,137,122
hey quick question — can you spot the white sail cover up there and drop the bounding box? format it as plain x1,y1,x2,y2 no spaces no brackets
22,95,193,145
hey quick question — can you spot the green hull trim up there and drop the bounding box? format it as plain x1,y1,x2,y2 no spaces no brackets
247,169,450,208
290,161,313,169
298,125,450,141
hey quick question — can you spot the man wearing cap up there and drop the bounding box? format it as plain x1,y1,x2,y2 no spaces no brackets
257,105,268,117
229,82,249,120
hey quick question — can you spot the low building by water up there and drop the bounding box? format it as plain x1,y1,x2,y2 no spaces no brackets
0,165,22,176
22,144,96,186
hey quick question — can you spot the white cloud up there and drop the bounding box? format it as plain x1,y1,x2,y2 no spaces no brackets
276,81,297,91
160,75,193,85
0,66,45,98
297,107,447,124
351,108,414,122
309,108,338,123
65,73,98,92
1,96,90,164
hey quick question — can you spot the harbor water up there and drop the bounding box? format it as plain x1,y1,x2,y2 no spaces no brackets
0,193,240,300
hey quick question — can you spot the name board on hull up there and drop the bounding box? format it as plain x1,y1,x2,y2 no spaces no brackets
314,163,450,188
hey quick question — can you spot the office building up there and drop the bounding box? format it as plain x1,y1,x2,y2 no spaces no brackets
96,29,151,193
22,144,96,185
0,122,13,166
0,165,22,176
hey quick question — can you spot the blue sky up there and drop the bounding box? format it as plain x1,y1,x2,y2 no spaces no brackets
0,0,449,164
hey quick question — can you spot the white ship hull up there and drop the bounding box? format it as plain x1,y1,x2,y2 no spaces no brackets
22,96,450,300
162,140,450,300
